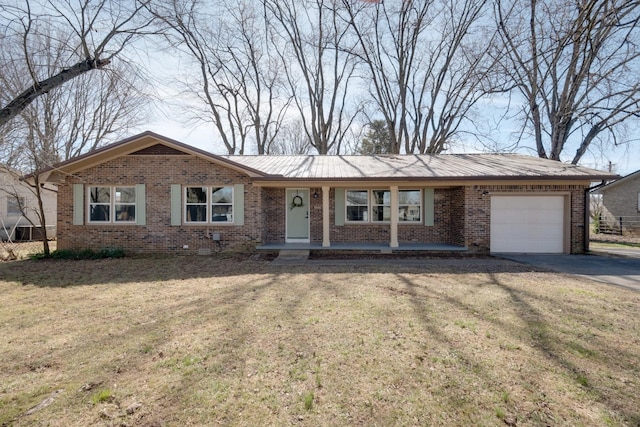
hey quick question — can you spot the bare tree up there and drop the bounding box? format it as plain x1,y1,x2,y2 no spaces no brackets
263,0,363,155
0,0,154,128
1,22,150,254
267,120,313,155
150,0,290,154
340,0,501,154
496,0,640,164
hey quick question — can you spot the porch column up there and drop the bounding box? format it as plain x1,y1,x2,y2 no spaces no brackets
322,186,330,247
390,185,399,248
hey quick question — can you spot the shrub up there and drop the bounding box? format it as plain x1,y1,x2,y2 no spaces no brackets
30,248,125,260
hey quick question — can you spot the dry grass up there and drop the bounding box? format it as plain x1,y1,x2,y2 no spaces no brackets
0,241,56,261
0,255,638,426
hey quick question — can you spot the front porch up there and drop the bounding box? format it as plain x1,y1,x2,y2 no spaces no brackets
262,186,466,252
256,242,467,253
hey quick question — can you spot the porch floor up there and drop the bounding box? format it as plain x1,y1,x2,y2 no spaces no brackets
256,242,467,252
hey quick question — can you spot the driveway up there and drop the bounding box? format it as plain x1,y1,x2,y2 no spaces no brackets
497,252,640,291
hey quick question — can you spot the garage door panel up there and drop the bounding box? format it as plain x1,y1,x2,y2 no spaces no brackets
491,196,565,253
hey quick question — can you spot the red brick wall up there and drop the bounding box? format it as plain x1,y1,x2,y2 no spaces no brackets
57,155,263,254
262,188,465,245
263,188,285,243
450,187,466,246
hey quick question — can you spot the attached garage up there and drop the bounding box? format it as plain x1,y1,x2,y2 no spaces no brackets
490,195,568,253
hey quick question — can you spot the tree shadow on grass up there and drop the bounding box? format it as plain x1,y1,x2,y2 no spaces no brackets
390,269,640,426
0,255,541,288
488,272,640,426
3,256,638,424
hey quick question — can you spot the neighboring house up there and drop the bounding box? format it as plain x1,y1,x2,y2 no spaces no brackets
592,170,640,236
40,131,616,255
0,169,57,241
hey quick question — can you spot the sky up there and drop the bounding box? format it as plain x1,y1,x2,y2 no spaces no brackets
136,103,640,178
131,39,640,179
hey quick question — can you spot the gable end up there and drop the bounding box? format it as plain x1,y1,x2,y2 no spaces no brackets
129,144,189,156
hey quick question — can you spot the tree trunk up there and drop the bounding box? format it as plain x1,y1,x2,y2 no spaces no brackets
31,176,50,255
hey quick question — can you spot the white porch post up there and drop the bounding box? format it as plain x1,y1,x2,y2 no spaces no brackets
390,185,399,248
322,186,330,247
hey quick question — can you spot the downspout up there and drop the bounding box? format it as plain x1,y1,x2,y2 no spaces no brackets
584,186,590,253
585,180,607,253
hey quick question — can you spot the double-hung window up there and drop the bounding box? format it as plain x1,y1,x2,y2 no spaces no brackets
399,190,421,222
371,190,391,222
346,190,368,221
345,189,422,223
185,186,233,223
211,187,233,222
88,186,136,223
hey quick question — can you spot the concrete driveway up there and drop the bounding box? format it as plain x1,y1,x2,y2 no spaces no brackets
497,252,640,291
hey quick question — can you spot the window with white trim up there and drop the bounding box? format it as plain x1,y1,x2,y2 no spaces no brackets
88,186,136,223
371,190,391,222
346,190,368,222
185,186,233,223
345,189,422,223
399,190,421,222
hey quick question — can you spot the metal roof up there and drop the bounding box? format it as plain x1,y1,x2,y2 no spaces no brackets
38,131,618,183
222,153,616,181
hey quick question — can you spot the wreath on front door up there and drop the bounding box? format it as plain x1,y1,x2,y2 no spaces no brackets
290,195,304,210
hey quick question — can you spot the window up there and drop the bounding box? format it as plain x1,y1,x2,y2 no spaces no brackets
371,190,391,222
399,190,421,222
346,190,368,221
211,187,233,222
185,186,233,223
88,186,136,223
7,197,24,215
185,187,207,222
115,188,136,222
345,189,422,223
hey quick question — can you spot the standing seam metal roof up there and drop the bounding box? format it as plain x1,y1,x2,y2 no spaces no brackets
221,154,615,180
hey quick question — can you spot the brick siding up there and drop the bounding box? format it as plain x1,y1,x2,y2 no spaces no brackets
57,153,590,254
57,155,263,254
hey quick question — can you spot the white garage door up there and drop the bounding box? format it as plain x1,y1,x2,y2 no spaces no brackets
490,195,565,253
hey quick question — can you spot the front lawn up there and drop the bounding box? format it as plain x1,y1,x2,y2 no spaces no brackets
0,256,638,426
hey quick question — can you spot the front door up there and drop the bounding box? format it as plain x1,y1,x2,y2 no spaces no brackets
286,189,310,243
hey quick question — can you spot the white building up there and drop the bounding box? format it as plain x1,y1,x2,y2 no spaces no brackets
0,169,57,241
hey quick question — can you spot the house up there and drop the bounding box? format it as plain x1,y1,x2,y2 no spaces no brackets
39,131,617,255
0,168,57,241
592,170,640,236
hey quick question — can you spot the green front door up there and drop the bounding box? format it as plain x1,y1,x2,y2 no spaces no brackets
286,189,310,242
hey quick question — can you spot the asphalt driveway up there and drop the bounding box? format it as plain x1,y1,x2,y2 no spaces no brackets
497,250,640,291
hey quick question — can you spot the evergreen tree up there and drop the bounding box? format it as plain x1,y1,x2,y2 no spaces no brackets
358,120,392,154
